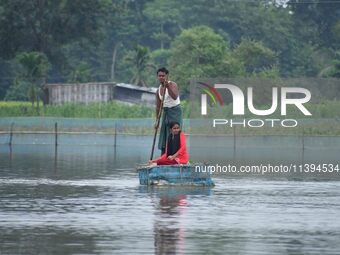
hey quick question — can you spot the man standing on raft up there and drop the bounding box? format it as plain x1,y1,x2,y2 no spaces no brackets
154,67,183,154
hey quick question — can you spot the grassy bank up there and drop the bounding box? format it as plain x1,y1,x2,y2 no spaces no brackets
1,100,339,119
1,100,340,136
0,101,157,118
0,100,192,119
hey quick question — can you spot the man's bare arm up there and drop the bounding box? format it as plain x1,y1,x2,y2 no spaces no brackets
155,89,161,117
166,81,179,100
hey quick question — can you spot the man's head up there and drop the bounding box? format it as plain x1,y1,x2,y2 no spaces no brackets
157,67,169,84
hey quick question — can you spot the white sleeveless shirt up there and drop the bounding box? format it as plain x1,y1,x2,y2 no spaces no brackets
158,82,180,108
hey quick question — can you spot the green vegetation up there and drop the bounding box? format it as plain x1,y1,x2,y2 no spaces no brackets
0,100,196,119
1,99,340,120
0,0,339,137
1,100,340,136
0,101,155,118
0,0,339,102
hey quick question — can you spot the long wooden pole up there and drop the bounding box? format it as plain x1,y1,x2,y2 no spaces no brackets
9,122,14,146
150,83,167,160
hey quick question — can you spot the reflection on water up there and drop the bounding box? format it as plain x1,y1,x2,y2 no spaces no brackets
139,186,213,255
1,142,340,254
154,192,186,255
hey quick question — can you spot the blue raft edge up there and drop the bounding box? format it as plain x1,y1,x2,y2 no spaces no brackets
136,164,215,187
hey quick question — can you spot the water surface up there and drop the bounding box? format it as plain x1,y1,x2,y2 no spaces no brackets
0,142,340,254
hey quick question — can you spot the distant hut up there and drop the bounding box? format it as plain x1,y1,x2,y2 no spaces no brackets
44,82,157,106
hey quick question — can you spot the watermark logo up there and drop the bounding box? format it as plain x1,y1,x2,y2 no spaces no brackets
198,82,223,112
199,82,312,128
200,83,312,116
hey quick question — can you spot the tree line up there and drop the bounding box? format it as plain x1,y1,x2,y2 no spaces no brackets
0,0,339,104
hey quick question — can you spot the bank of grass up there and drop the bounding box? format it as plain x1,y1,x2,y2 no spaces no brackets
0,101,156,118
0,100,192,118
1,100,340,135
2,100,339,119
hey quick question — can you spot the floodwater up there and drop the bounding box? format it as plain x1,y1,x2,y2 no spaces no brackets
1,139,340,254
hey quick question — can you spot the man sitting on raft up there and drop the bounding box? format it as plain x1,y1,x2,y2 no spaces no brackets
149,121,188,166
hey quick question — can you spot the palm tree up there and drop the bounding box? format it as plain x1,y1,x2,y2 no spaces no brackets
16,51,50,112
127,45,155,86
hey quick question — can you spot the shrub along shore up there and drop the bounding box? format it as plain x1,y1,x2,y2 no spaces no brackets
0,101,156,118
1,100,340,135
1,100,339,119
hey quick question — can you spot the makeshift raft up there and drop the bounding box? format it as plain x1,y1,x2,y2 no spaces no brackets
136,164,215,186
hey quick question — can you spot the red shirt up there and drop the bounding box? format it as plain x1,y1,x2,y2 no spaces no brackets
158,132,189,164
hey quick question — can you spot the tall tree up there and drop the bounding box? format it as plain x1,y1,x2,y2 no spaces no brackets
143,0,181,49
0,0,107,56
15,51,50,111
104,0,139,81
126,45,154,87
169,25,244,94
288,0,340,49
233,39,278,73
0,0,108,81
